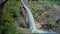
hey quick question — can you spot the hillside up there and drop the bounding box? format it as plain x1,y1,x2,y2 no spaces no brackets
30,0,60,34
0,0,60,34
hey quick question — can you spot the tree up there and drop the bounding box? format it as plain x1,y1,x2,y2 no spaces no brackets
0,0,23,34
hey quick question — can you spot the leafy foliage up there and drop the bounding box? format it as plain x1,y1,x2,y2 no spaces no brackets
42,0,60,5
3,0,20,19
49,21,58,27
30,0,58,31
0,0,23,34
44,11,52,17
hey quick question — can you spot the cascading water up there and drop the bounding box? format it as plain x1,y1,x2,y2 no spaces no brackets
21,0,37,32
20,0,56,34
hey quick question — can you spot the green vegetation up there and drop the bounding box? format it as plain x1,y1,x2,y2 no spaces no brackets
49,21,57,26
3,0,20,19
42,0,60,5
0,0,23,34
30,0,54,20
33,31,39,34
30,0,58,31
29,0,60,5
0,0,59,34
0,22,17,34
29,0,39,1
44,11,52,17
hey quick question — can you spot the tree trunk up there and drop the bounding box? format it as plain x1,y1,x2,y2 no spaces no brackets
0,0,7,14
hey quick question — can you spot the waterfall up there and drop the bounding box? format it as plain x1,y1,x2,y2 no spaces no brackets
21,0,37,32
20,0,56,34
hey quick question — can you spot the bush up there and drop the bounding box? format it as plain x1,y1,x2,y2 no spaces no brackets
44,11,52,17
0,0,23,34
0,18,17,34
49,21,57,27
3,0,20,19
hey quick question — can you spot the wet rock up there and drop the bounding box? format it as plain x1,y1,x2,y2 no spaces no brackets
15,8,28,28
35,21,41,29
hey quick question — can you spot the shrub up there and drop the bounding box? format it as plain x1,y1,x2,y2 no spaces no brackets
3,0,20,19
0,0,23,34
44,11,52,17
49,21,58,27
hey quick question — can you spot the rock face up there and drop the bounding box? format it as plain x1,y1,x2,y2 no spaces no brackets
30,1,60,33
56,19,60,34
35,21,41,29
15,8,28,28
